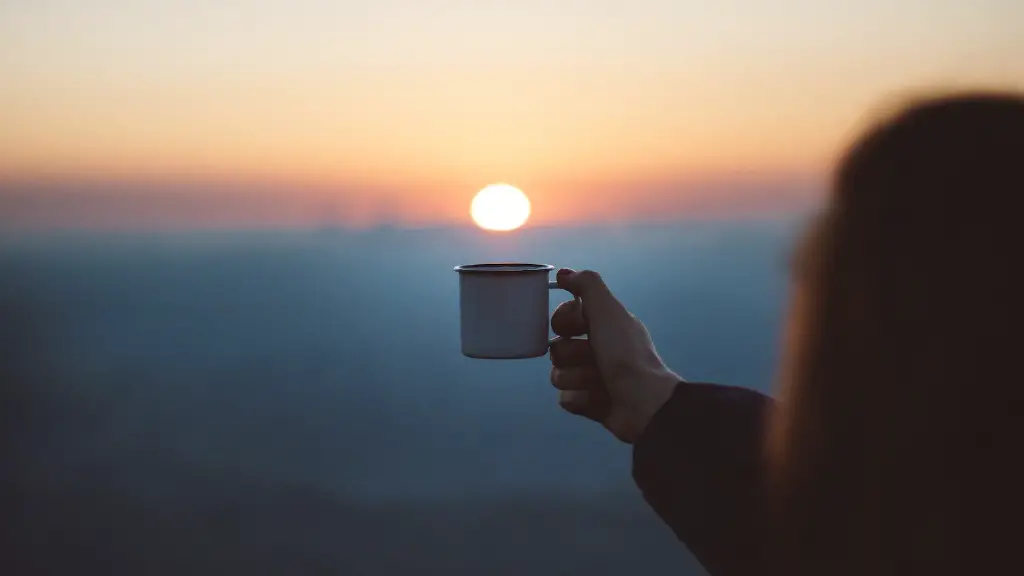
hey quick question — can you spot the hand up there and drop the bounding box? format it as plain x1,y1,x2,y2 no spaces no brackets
549,268,682,443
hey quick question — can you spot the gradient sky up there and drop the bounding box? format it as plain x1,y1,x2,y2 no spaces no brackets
1,0,1021,228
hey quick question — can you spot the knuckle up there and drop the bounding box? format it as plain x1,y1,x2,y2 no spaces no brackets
557,390,574,409
558,390,587,410
550,302,574,323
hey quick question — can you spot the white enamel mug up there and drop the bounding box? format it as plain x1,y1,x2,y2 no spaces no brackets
455,263,573,359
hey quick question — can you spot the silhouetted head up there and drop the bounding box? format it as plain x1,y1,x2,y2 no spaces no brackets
771,92,1024,576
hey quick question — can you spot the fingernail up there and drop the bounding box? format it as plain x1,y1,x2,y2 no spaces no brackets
557,268,572,277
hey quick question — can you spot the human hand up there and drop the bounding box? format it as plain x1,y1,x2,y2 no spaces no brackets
549,268,681,444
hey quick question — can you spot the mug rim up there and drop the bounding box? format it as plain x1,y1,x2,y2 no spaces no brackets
454,263,554,274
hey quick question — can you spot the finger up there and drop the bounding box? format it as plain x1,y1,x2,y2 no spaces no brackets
550,365,602,391
555,268,610,300
555,268,631,326
551,298,587,337
558,389,591,415
549,337,594,368
558,389,612,421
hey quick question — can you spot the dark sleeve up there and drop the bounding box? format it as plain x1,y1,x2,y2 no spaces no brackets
632,381,776,576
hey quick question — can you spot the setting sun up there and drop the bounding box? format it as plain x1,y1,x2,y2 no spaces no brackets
470,184,531,231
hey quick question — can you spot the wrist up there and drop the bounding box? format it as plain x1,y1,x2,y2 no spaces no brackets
624,368,682,443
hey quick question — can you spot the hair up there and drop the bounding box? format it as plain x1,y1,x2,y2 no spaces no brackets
768,92,1024,576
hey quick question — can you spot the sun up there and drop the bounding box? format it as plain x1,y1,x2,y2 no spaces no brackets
470,184,531,231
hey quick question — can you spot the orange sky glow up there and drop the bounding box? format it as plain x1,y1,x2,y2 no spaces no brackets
1,0,1021,229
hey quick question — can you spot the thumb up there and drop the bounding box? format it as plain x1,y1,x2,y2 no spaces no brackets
555,268,609,299
555,268,631,327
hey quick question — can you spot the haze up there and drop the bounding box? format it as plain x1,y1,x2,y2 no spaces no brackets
2,222,801,574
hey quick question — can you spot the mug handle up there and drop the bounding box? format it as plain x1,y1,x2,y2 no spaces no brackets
548,280,579,298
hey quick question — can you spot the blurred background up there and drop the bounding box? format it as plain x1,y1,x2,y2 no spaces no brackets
1,1,1021,574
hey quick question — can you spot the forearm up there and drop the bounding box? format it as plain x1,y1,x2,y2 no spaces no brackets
632,381,776,576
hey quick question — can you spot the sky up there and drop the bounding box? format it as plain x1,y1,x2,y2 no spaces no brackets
1,0,1022,228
